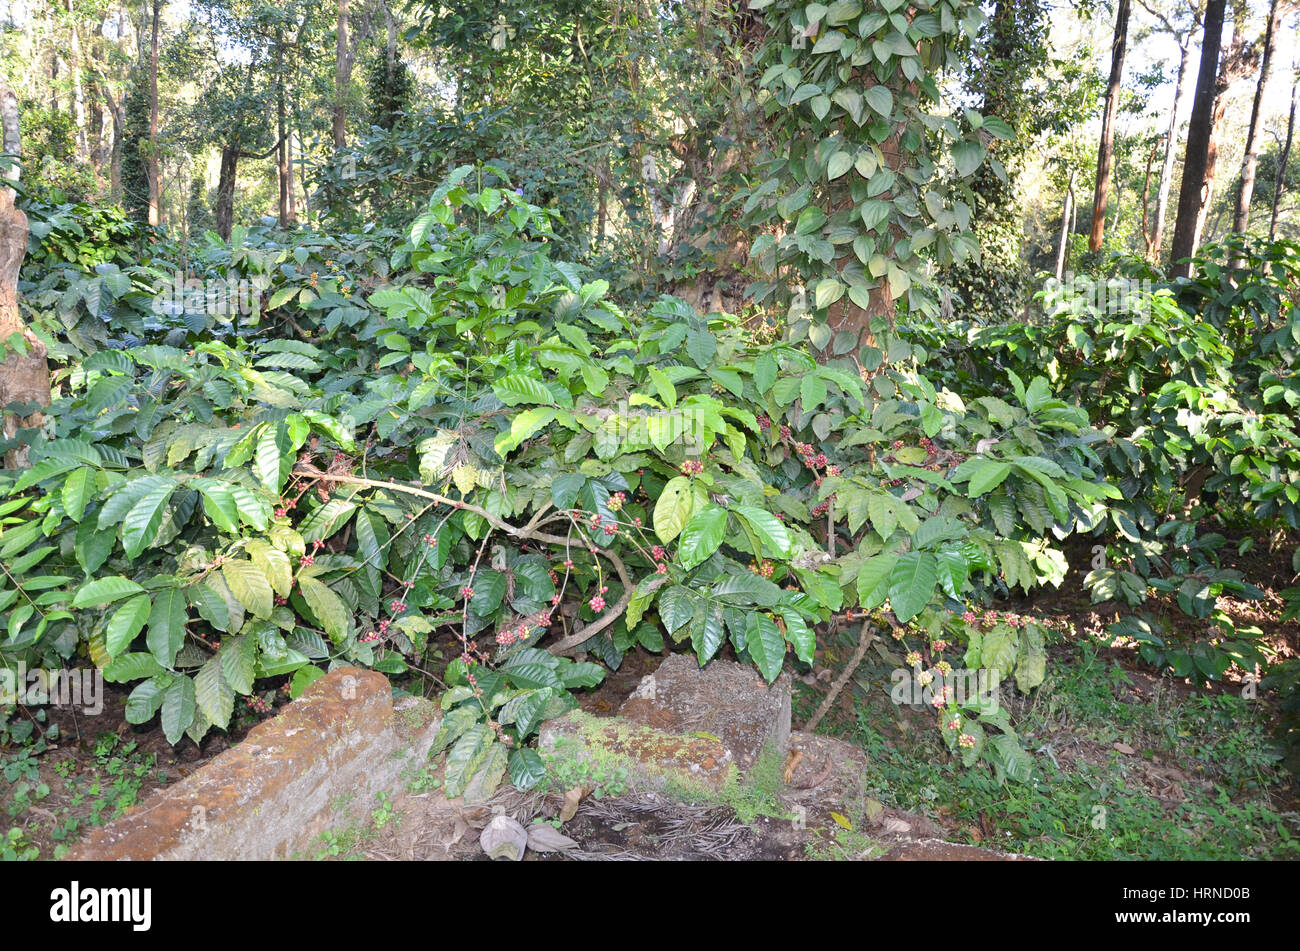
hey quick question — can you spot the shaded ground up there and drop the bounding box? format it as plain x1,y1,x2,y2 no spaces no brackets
1,683,265,859
7,527,1297,862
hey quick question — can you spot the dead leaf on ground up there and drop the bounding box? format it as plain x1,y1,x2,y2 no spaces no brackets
882,817,911,835
527,823,579,853
559,787,584,823
782,749,804,784
1113,742,1135,755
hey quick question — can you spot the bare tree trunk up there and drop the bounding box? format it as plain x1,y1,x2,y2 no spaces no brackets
1270,73,1298,239
385,3,397,77
146,0,160,227
215,145,238,241
287,127,296,224
1090,0,1131,252
1171,0,1228,277
333,0,351,150
1152,34,1193,258
1192,0,1254,254
0,87,49,470
66,0,89,164
1141,140,1158,254
1056,170,1077,281
97,77,124,198
1232,0,1282,239
276,29,289,228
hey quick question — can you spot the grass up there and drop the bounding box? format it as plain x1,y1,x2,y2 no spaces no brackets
307,791,404,860
796,638,1300,861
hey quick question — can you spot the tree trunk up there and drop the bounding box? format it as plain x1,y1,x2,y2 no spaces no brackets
1056,170,1077,281
1151,34,1193,259
1270,73,1297,239
1141,141,1158,255
216,145,238,242
1170,0,1228,277
276,30,289,228
333,0,351,150
66,0,90,164
1090,0,1131,252
0,87,49,470
1192,0,1254,254
147,0,160,227
1231,0,1282,239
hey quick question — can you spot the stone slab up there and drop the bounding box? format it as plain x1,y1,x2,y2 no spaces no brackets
538,709,737,795
68,668,441,861
618,653,791,770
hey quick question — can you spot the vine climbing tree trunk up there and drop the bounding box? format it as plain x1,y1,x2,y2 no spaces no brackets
0,85,50,469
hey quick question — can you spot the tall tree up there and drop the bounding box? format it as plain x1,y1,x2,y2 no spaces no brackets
1231,0,1284,239
1089,0,1132,253
1270,69,1298,238
1138,0,1202,260
333,0,350,150
147,0,161,226
1191,0,1257,250
1056,169,1077,280
0,85,49,469
1170,0,1228,276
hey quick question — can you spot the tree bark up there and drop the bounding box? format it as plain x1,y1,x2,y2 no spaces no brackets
66,0,90,165
276,28,290,228
1056,171,1076,281
1170,0,1228,276
216,145,238,241
1270,73,1298,238
1151,33,1193,259
0,87,49,470
1231,0,1282,239
1090,0,1131,252
1192,0,1256,253
147,0,161,227
333,0,351,150
1141,140,1158,254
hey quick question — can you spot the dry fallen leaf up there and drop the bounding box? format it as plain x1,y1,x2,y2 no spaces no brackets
882,817,911,835
1113,742,1135,755
782,749,804,784
527,823,579,853
559,787,584,823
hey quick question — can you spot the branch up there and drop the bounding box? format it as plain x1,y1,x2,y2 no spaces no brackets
235,134,288,161
292,465,636,655
803,621,878,733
